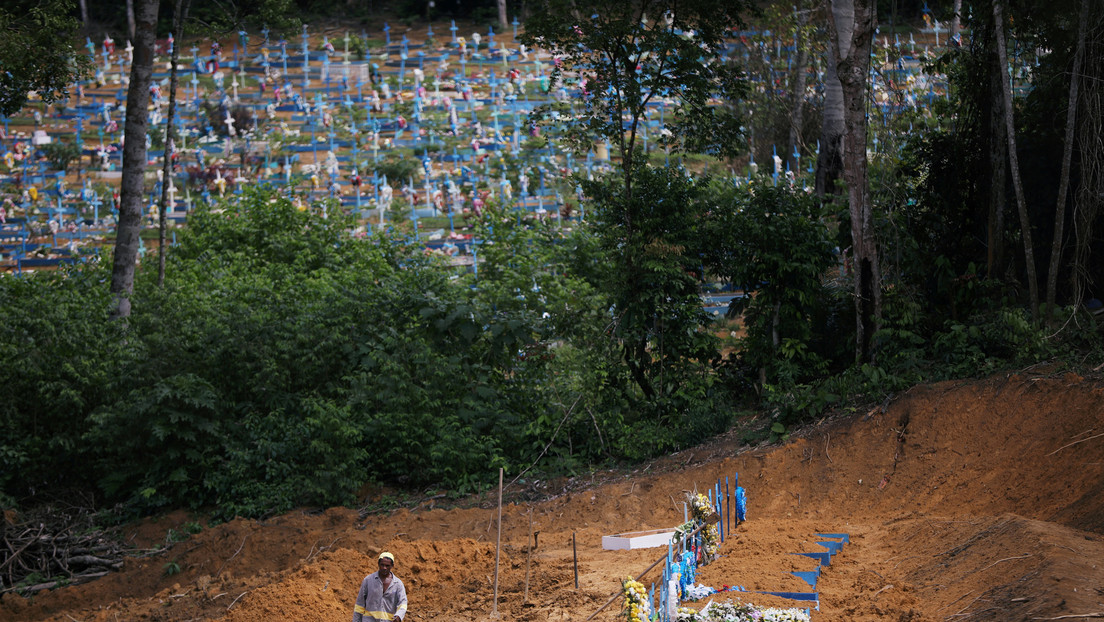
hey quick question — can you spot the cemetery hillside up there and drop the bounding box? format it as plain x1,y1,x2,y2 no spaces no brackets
2,0,1104,620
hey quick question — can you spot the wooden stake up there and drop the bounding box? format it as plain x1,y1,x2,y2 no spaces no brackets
524,505,533,603
572,531,579,590
492,467,502,617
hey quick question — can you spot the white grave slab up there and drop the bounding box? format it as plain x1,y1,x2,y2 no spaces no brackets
602,528,678,550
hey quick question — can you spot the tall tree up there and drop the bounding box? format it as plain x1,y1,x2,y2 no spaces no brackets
522,0,745,401
827,0,879,362
992,0,1039,320
986,31,1008,279
523,0,745,199
1070,1,1104,304
1045,0,1089,316
159,0,191,287
786,4,814,172
816,1,846,199
109,0,159,318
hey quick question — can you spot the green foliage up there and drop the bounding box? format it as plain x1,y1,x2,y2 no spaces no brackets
0,0,91,116
0,265,127,496
5,186,687,515
87,373,224,509
929,307,1051,378
186,0,300,39
370,154,419,185
586,165,720,397
162,560,181,576
348,36,367,61
769,421,789,444
577,165,734,455
207,399,367,518
705,179,838,388
40,142,82,173
731,2,824,168
522,0,748,178
761,379,840,427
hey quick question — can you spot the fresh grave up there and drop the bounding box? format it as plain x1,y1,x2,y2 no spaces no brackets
609,473,843,622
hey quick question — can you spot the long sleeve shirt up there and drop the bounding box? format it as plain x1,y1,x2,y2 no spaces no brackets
352,571,408,622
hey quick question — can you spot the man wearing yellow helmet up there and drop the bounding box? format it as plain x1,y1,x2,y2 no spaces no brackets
352,551,408,622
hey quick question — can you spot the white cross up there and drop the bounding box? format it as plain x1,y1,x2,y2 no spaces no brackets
224,110,237,137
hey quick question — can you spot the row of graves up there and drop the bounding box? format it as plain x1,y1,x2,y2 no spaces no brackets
0,20,614,273
601,473,848,622
0,10,1004,276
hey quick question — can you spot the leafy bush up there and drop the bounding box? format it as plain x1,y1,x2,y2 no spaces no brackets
705,178,838,389
39,141,82,172
0,265,127,497
370,154,419,184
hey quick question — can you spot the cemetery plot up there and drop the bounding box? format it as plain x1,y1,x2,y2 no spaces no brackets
0,17,972,280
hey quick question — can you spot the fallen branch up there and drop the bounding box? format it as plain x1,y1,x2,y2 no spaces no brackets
936,590,974,612
2,507,128,593
976,553,1032,574
215,535,249,578
1032,615,1104,620
227,590,251,611
0,570,110,595
1046,432,1104,456
67,555,122,568
945,592,985,619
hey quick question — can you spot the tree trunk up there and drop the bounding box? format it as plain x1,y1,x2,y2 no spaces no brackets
993,0,1039,321
786,6,811,173
498,0,508,29
815,8,846,199
987,35,1007,279
127,0,136,43
78,0,89,32
1071,2,1104,303
1045,0,1088,316
159,0,190,287
109,0,159,319
828,0,879,363
950,0,962,38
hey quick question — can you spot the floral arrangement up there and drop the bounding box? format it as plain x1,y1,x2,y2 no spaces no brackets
672,599,811,622
689,492,721,560
622,577,650,622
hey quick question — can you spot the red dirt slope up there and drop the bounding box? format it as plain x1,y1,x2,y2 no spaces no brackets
3,372,1103,621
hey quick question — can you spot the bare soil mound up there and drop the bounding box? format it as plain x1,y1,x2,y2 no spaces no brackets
4,372,1103,621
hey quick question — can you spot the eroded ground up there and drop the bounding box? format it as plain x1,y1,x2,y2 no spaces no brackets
4,372,1104,621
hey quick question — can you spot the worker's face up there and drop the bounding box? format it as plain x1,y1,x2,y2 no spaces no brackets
378,557,394,579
